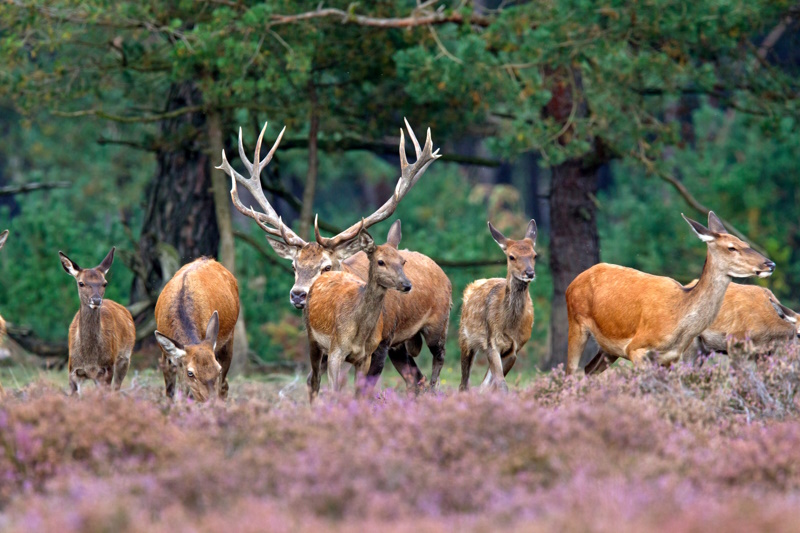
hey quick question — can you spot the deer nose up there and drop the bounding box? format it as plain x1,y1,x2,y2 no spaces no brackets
401,282,412,293
89,298,102,307
764,261,776,271
525,269,536,279
290,289,307,308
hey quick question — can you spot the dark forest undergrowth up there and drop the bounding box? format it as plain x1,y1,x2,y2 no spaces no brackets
2,345,800,531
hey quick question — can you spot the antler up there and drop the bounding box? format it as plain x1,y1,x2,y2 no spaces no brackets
216,122,307,247
315,118,441,249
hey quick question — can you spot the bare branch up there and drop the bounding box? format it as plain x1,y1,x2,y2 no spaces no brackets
270,6,491,28
0,181,71,197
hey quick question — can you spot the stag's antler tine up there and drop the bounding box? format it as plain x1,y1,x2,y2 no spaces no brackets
261,126,286,174
398,128,409,171
253,122,268,177
404,117,422,157
238,127,253,174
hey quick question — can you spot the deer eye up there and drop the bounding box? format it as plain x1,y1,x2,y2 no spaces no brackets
509,255,516,261
728,246,737,252
378,260,385,266
187,370,195,378
78,281,85,287
323,265,332,272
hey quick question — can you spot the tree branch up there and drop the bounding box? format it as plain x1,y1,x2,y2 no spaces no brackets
233,231,293,274
270,6,491,28
0,181,71,197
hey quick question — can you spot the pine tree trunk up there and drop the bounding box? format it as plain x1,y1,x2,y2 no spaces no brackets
298,80,319,240
132,82,219,306
541,159,601,370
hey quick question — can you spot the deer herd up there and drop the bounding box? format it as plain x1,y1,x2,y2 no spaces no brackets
0,121,797,403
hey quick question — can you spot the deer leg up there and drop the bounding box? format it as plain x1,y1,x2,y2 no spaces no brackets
327,348,345,393
69,371,80,396
363,341,390,396
387,345,425,392
583,351,618,375
307,342,323,404
459,345,477,392
354,355,374,398
485,345,507,392
113,351,131,391
567,320,590,375
161,352,178,399
216,338,234,400
427,339,446,391
501,353,517,377
103,366,114,388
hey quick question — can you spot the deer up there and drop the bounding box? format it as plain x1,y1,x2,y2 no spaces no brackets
59,247,136,394
459,220,537,392
154,257,240,402
218,119,451,395
681,282,799,359
566,211,775,375
304,219,413,400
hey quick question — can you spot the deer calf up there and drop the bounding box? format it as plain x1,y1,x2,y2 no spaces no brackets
459,220,537,392
60,247,135,394
685,283,799,358
305,220,411,402
154,257,239,402
567,211,775,375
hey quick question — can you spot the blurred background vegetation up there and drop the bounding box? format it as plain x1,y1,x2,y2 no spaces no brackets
0,0,798,373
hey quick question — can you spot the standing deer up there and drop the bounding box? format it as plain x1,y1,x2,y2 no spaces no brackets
59,247,135,394
566,211,775,375
218,119,451,394
459,220,537,392
154,257,239,402
305,219,412,400
683,283,799,358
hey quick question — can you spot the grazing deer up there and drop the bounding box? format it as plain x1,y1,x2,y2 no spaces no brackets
218,119,451,394
59,247,135,394
154,257,239,402
566,211,775,375
459,220,537,392
683,283,799,358
305,219,412,400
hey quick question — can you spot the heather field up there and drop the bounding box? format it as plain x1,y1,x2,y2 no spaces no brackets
3,347,800,533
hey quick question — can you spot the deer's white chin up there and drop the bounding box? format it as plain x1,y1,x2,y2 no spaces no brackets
758,271,773,278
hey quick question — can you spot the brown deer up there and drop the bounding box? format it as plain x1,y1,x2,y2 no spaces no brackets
59,247,135,394
218,120,451,393
305,219,412,400
154,257,239,402
683,283,799,358
459,220,537,392
566,211,775,375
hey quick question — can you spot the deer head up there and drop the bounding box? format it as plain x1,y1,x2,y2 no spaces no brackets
59,247,116,309
488,219,538,283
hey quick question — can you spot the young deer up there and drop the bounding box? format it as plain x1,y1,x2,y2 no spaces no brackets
305,220,411,402
459,220,537,392
219,120,451,392
567,211,775,375
154,257,239,402
683,283,799,358
59,247,135,394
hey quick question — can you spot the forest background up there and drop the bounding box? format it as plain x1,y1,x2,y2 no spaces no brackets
0,0,798,374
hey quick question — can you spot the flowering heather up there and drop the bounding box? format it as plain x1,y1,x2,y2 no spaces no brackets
2,344,800,531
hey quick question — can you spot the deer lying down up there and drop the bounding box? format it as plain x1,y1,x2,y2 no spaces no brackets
154,258,239,402
683,282,799,358
59,247,136,394
459,220,537,392
305,220,411,402
568,211,775,375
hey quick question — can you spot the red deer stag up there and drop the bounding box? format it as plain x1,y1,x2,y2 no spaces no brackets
154,258,239,402
683,283,799,359
59,247,135,394
305,219,412,400
218,120,451,393
567,211,775,375
459,220,537,392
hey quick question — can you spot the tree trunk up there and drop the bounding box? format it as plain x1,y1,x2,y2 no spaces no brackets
298,80,319,240
132,82,219,307
207,109,249,375
541,159,601,370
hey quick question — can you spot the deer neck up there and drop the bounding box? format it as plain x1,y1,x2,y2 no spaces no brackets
352,254,389,334
503,273,530,322
680,250,731,333
79,303,105,347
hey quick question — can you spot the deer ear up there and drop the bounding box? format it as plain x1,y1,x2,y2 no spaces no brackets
682,213,715,242
335,229,374,260
204,311,220,349
488,221,507,250
707,211,727,233
154,331,186,364
525,219,537,245
59,251,81,277
266,237,299,261
386,220,402,249
0,230,8,250
96,247,115,275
